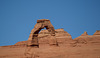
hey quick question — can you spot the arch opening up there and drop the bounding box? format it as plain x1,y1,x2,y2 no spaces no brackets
28,19,57,47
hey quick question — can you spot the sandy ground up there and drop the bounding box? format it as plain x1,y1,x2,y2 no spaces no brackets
0,44,100,58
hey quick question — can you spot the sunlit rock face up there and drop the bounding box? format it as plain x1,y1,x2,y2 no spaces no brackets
1,19,100,58
15,28,72,47
15,19,100,48
27,19,57,46
81,31,88,36
74,31,100,45
15,19,72,47
93,30,100,35
38,29,72,44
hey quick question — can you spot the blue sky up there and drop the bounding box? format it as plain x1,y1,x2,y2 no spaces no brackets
0,0,100,46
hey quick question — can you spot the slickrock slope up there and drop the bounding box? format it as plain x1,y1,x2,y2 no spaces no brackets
0,19,100,58
0,38,100,58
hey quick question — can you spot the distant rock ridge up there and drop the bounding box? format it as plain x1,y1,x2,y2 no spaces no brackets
74,31,100,45
93,30,100,35
81,31,88,36
75,30,100,40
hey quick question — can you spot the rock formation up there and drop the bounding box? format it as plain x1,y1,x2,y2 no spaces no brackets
15,28,72,47
38,28,72,47
0,19,100,58
74,31,100,45
15,19,72,47
28,19,57,47
93,30,100,35
15,20,100,47
81,31,88,36
38,29,72,43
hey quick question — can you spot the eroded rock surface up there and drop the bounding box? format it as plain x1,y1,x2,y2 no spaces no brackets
28,19,57,46
74,31,100,46
93,30,100,35
15,19,72,47
81,31,88,36
15,28,72,47
1,19,100,58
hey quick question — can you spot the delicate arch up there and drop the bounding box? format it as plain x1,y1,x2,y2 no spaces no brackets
28,19,57,46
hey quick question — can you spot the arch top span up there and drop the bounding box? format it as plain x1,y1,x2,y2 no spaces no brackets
28,19,57,46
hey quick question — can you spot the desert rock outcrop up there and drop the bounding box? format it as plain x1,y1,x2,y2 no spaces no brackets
15,28,72,47
74,31,100,45
0,19,100,58
81,31,88,36
93,30,100,35
28,19,57,46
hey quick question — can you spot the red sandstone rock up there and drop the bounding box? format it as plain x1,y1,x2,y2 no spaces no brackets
38,29,72,44
15,19,72,47
74,31,100,45
81,31,88,36
28,19,57,46
0,19,100,58
93,30,100,35
15,28,72,47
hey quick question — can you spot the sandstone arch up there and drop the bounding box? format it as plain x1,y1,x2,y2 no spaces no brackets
28,19,57,46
